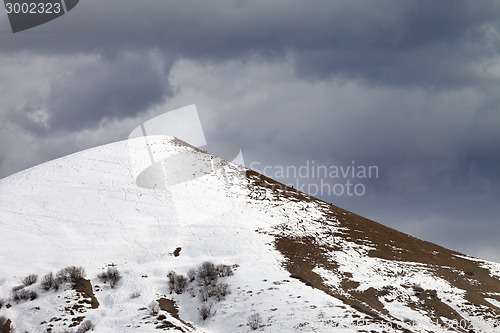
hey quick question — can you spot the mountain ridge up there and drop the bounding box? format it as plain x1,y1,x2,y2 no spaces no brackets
249,169,500,330
0,136,498,332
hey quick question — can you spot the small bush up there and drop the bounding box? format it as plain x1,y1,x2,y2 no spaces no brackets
198,261,218,285
130,291,141,299
11,289,37,303
216,264,233,277
207,285,218,298
174,274,187,294
167,271,176,293
11,288,26,302
187,268,196,282
41,272,60,291
56,266,85,284
215,283,230,300
75,320,93,333
199,304,212,321
199,288,209,302
55,269,66,282
167,271,187,294
248,313,262,330
22,274,38,286
148,300,160,315
199,283,231,302
69,266,85,280
98,267,121,288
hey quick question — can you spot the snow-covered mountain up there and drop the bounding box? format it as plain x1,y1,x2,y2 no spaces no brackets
0,136,499,333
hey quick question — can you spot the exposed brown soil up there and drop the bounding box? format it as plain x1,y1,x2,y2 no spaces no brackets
157,298,194,330
158,298,179,318
68,316,85,328
1,319,11,333
324,206,500,324
74,278,99,309
275,235,408,330
247,169,500,330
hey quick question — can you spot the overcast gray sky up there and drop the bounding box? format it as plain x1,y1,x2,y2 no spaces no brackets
1,0,499,262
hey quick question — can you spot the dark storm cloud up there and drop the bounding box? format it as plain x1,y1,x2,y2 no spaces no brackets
5,53,171,132
45,54,170,132
1,0,499,88
291,1,500,87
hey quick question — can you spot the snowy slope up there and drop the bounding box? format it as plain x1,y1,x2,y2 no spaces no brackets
0,136,499,332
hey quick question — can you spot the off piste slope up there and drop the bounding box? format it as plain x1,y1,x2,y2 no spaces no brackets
0,136,498,333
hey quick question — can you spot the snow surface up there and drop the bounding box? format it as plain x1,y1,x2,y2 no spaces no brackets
0,136,498,332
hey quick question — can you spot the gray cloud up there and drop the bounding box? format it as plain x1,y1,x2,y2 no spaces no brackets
5,53,171,133
1,0,499,88
45,53,171,132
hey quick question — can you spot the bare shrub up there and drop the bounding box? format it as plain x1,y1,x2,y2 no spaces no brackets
199,303,212,321
248,313,262,330
29,290,38,300
199,283,231,302
11,288,26,302
148,300,160,315
130,291,141,299
187,268,196,282
199,287,209,302
167,271,187,294
41,272,60,291
216,264,233,277
206,285,217,298
56,266,85,284
215,283,230,301
174,274,187,294
98,267,121,288
67,266,85,281
167,271,176,293
11,289,37,303
22,274,38,286
55,269,67,282
198,261,218,285
75,320,93,333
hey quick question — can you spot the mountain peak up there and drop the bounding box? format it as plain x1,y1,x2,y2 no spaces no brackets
0,136,498,332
